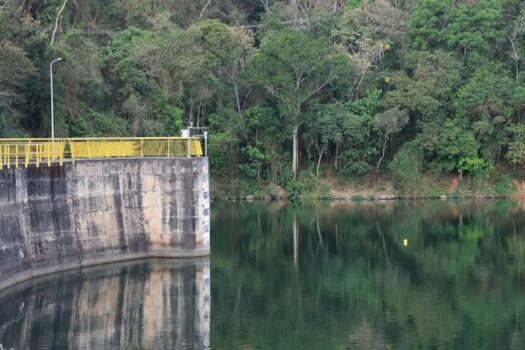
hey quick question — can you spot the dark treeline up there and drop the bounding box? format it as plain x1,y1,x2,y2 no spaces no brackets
1,0,524,193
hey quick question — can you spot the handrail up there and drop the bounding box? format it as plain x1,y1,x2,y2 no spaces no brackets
0,137,204,169
0,137,201,141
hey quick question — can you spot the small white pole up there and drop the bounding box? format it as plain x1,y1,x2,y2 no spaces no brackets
204,131,208,157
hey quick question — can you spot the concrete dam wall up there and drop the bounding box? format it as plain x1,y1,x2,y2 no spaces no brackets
0,157,210,290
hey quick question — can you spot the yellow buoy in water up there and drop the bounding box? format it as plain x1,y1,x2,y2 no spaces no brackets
403,239,408,247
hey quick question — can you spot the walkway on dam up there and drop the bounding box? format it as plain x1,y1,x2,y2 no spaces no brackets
0,137,204,169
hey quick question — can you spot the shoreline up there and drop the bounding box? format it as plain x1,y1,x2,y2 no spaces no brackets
211,174,523,202
212,193,515,202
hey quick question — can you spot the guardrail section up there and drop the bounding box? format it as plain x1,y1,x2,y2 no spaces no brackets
0,137,203,169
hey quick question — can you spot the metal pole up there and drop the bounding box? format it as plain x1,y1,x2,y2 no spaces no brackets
50,62,54,139
204,131,208,157
50,58,63,139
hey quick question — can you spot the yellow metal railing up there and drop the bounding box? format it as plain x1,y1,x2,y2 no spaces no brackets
0,137,203,169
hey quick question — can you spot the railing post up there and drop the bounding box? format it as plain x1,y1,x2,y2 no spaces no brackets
70,139,75,165
36,144,40,168
59,140,63,166
47,142,51,167
6,146,10,169
25,143,29,168
187,137,191,157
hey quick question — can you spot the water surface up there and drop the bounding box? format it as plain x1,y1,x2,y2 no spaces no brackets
2,200,525,349
0,259,210,349
211,200,525,349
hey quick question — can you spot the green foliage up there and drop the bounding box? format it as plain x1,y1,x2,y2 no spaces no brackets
374,108,408,136
455,63,515,115
244,29,350,126
350,194,366,201
286,181,306,202
389,141,424,192
0,0,523,196
422,120,480,172
507,123,525,167
488,175,514,197
69,112,130,137
337,90,383,175
345,0,363,11
410,0,505,59
385,50,462,122
239,179,259,196
458,157,492,177
0,40,35,135
150,101,185,135
208,131,237,175
238,145,271,181
103,27,155,95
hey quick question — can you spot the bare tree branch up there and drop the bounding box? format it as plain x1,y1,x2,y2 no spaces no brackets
50,0,70,47
199,0,212,19
301,80,329,103
260,0,270,12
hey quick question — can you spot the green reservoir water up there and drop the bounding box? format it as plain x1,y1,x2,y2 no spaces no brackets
211,200,525,350
1,200,525,349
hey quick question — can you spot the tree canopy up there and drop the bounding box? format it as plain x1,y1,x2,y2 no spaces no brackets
1,0,524,192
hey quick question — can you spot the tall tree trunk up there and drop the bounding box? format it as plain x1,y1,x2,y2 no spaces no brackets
509,36,520,82
50,0,70,47
233,79,241,113
292,123,299,180
316,142,325,180
376,137,388,172
293,214,299,269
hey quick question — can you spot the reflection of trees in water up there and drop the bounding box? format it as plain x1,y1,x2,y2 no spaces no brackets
0,259,210,350
211,200,525,349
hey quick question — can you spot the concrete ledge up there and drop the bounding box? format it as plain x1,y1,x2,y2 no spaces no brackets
0,249,210,292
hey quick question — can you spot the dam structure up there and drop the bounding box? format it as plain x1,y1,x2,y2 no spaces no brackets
0,137,210,291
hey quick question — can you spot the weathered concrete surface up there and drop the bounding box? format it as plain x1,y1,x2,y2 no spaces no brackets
0,157,210,291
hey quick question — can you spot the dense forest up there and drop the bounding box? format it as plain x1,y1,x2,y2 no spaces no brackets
1,0,524,195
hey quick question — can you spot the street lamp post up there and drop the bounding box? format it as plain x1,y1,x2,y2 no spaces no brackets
49,58,63,139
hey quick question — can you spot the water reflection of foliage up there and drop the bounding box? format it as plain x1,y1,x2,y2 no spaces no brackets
211,200,525,349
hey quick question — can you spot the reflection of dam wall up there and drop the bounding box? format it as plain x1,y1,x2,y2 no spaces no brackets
0,259,211,349
0,158,210,290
